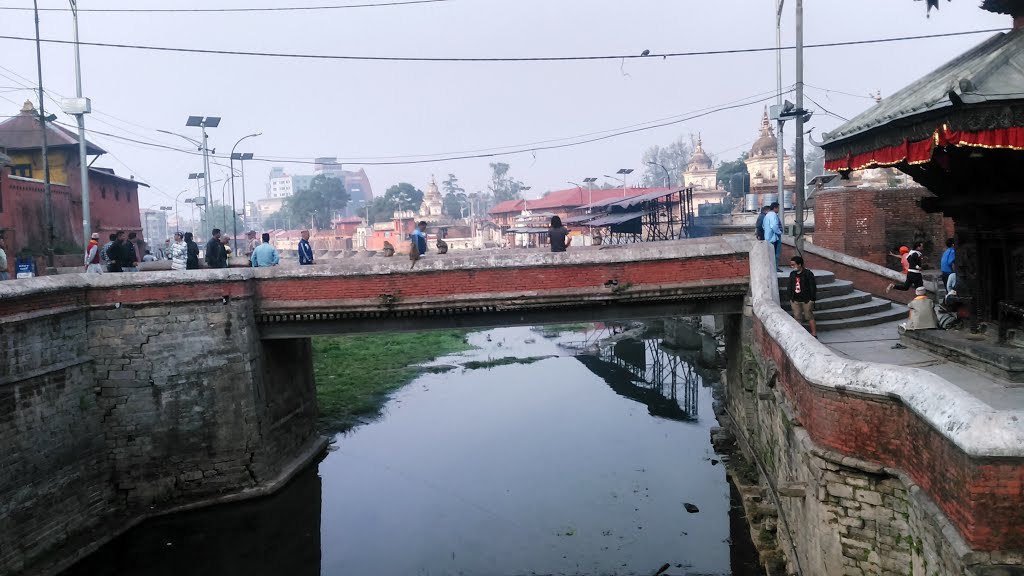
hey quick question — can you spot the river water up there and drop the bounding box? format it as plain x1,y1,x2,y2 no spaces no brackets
62,323,758,576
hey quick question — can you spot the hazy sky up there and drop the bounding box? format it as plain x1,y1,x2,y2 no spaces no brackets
0,0,1009,210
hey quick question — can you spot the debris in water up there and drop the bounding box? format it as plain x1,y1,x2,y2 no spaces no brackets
683,502,700,513
711,459,719,465
651,563,670,576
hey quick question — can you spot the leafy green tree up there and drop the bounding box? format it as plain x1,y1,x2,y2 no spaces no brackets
199,203,245,238
488,162,526,203
366,183,425,224
641,136,691,187
716,153,750,198
284,174,349,229
443,192,468,218
441,173,465,196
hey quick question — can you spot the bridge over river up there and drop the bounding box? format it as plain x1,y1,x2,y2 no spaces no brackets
1,236,1022,576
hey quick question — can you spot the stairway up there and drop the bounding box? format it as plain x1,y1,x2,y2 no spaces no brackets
776,270,907,331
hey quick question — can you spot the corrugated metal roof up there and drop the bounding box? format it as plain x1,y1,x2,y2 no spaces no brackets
823,28,1024,146
605,188,678,210
583,212,646,227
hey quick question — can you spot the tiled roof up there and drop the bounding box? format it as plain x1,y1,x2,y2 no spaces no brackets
489,187,672,215
823,28,1024,146
0,100,106,154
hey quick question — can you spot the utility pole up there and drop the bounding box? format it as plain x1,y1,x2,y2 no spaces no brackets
776,0,786,240
32,0,55,271
794,0,806,256
69,0,92,266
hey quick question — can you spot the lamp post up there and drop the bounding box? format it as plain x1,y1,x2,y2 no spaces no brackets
65,0,93,266
616,168,633,196
646,161,671,189
583,177,597,212
32,0,55,271
164,116,220,209
230,133,260,248
173,188,191,232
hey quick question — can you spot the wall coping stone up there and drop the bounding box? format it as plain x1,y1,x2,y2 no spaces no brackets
782,237,904,283
750,241,1024,458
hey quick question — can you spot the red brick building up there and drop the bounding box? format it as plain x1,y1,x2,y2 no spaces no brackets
0,101,144,264
812,184,954,270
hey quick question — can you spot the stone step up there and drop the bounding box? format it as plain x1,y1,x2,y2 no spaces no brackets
781,289,874,311
813,305,908,332
778,278,854,300
776,269,835,286
810,298,894,322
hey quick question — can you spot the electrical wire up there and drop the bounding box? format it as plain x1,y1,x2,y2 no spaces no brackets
803,93,849,122
0,0,453,12
804,83,877,101
0,28,1006,64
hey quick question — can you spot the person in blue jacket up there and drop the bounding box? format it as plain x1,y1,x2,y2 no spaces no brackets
940,238,955,288
762,202,783,270
410,221,428,256
298,230,314,265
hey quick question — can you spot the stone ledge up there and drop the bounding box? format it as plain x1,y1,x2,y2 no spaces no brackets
750,241,1024,458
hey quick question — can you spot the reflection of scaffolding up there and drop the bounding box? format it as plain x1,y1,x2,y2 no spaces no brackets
564,328,701,420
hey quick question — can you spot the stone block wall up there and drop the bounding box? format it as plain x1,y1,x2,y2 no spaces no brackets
0,309,118,574
728,330,975,575
0,274,323,576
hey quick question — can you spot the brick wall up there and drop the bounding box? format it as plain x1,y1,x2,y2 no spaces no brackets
255,254,751,307
814,186,954,270
749,318,1024,552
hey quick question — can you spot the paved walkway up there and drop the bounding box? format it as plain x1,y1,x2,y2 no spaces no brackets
818,320,1024,411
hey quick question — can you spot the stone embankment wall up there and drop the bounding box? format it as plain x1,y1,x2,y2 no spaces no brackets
0,273,322,576
726,242,1024,575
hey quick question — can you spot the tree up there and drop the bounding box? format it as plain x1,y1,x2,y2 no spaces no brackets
717,153,750,198
284,174,349,230
441,173,465,196
366,182,425,225
488,162,526,203
199,203,245,238
443,192,468,218
640,136,691,187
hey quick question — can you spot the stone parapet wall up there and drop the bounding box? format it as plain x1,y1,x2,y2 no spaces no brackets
780,240,918,304
729,242,1024,574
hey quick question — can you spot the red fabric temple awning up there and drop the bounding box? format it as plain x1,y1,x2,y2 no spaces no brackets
825,125,1024,172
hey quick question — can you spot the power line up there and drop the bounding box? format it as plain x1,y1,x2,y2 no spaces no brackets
804,83,877,101
803,93,849,122
0,0,452,12
0,28,1006,64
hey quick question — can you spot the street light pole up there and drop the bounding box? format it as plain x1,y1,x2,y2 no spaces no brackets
794,0,807,257
229,133,260,249
32,0,55,271
68,0,92,266
583,177,597,213
776,0,787,241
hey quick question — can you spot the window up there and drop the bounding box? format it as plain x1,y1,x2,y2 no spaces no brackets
114,188,120,201
101,187,107,199
12,164,32,178
126,189,132,202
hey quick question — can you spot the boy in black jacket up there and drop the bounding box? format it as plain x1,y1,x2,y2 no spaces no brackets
788,255,817,337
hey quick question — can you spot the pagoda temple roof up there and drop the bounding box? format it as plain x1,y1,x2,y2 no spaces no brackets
823,28,1024,150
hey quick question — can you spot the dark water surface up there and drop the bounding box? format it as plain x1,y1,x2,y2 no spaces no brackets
62,324,758,576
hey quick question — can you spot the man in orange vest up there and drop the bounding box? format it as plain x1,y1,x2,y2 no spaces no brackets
85,232,103,274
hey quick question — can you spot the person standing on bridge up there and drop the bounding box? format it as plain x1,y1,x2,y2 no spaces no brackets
0,236,8,280
298,230,314,265
184,232,200,270
168,232,187,271
85,233,102,274
251,233,280,267
754,205,770,241
762,202,783,270
205,229,228,269
788,255,817,338
548,215,572,252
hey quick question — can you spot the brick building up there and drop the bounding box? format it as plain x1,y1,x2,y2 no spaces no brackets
812,183,954,270
0,101,144,262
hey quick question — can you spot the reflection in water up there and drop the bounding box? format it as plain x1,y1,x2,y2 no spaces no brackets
61,322,757,576
61,464,322,576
